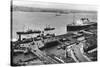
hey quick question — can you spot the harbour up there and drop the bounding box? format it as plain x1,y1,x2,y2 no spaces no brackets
11,1,97,66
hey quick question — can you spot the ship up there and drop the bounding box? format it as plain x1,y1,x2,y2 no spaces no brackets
44,25,55,31
67,18,97,32
17,29,41,35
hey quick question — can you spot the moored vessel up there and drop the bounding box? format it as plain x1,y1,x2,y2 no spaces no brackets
67,18,97,32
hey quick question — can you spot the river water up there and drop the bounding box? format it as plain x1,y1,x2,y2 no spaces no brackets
12,11,97,39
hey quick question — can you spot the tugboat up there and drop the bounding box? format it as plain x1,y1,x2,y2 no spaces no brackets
67,18,97,32
44,25,55,31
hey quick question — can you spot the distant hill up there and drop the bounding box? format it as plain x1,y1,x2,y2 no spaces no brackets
12,5,97,14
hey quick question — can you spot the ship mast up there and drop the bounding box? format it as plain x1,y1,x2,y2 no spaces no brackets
73,13,76,24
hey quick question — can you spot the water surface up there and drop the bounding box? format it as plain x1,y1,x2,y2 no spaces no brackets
12,11,97,39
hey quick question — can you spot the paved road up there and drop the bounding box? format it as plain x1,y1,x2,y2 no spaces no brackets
70,43,91,62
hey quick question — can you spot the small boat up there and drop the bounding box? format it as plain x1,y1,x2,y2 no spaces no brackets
44,25,55,31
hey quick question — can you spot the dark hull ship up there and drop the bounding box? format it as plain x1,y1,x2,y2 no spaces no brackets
67,18,97,32
17,30,41,34
67,22,97,31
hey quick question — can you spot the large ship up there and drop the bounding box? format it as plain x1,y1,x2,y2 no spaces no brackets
67,18,97,32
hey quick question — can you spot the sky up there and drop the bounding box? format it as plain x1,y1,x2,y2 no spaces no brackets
13,0,97,11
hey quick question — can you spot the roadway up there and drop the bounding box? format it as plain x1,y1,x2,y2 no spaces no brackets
70,43,91,62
